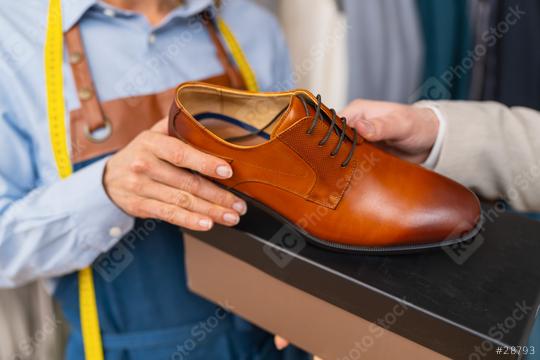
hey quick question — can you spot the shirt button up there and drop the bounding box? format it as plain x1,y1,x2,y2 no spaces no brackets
148,33,156,45
109,227,123,238
103,8,116,17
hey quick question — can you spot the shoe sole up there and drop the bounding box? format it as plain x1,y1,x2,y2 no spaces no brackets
228,188,484,255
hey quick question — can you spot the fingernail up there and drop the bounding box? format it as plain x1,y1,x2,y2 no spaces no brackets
223,213,240,225
360,119,375,136
232,201,247,215
216,165,233,178
198,218,213,229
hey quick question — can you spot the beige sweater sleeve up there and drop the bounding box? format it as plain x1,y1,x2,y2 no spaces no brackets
432,101,540,212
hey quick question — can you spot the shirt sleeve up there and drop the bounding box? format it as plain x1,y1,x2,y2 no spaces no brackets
0,109,134,288
420,101,540,212
415,101,448,169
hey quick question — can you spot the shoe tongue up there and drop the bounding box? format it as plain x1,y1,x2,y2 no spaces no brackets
270,95,311,138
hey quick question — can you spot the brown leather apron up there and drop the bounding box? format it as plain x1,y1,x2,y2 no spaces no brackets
66,14,246,163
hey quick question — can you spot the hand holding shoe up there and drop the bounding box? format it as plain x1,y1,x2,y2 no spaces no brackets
103,118,247,231
340,99,439,164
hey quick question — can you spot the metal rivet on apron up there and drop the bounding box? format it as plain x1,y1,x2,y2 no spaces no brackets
78,88,94,101
69,52,83,64
84,118,112,143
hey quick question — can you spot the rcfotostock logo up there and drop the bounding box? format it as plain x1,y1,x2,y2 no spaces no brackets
9,314,62,360
443,221,485,265
94,241,135,282
409,77,452,102
263,225,306,268
409,5,525,103
338,300,409,360
170,302,233,360
94,220,158,281
444,201,508,265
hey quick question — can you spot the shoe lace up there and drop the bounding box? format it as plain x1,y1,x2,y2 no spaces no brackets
300,94,357,168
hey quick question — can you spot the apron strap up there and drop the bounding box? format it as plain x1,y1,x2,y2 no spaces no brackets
65,12,246,134
65,26,107,134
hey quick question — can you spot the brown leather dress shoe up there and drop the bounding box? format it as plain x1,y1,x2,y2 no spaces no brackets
169,82,482,253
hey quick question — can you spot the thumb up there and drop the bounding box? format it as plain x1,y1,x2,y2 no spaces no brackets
151,117,169,134
353,113,411,143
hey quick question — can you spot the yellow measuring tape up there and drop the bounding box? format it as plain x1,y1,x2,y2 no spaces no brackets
45,2,258,359
45,1,104,360
45,0,71,179
217,19,259,92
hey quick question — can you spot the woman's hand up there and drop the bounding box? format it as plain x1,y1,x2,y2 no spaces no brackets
103,118,247,230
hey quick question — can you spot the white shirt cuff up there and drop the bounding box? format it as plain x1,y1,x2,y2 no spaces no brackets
415,102,447,169
68,157,135,253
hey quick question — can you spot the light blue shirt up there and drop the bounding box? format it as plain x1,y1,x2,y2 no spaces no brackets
0,0,292,288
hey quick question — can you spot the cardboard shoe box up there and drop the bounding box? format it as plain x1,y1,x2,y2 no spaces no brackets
184,204,540,359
